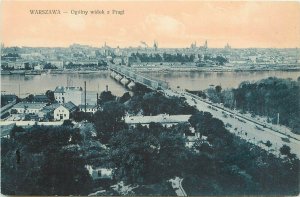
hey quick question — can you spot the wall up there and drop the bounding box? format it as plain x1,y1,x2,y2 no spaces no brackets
0,121,64,127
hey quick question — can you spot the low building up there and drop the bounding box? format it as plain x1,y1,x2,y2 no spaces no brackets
11,102,46,114
33,94,50,103
85,165,113,180
78,104,98,113
38,103,60,120
7,61,25,70
124,114,192,128
54,101,77,120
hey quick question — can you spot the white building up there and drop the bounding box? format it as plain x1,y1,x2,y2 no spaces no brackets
78,104,98,113
7,61,25,70
54,101,77,120
11,102,46,114
85,165,113,180
124,114,192,128
54,86,83,106
34,64,43,70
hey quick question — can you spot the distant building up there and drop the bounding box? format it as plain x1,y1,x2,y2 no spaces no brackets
54,101,77,120
225,43,231,49
7,61,25,69
71,60,98,66
54,86,83,106
34,64,43,70
204,40,208,49
113,57,123,65
11,102,46,114
38,103,60,120
153,41,158,51
190,41,197,49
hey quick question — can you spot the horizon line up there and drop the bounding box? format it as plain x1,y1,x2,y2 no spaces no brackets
2,44,300,50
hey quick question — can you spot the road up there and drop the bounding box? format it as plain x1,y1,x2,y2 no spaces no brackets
169,177,187,196
163,89,300,158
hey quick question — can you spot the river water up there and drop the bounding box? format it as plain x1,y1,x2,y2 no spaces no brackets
147,70,300,91
1,70,299,97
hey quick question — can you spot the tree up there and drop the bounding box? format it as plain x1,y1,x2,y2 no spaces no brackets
1,126,92,195
24,63,32,70
280,145,291,156
206,88,221,103
44,63,57,69
108,126,160,183
10,109,18,114
63,119,74,127
39,148,92,195
45,90,55,102
226,77,300,134
265,140,272,148
10,125,25,139
108,124,188,184
73,111,93,122
189,111,214,138
99,91,116,104
26,94,34,102
119,92,131,103
93,101,127,143
215,56,228,65
215,85,222,94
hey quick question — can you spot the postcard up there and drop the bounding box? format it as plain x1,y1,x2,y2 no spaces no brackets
1,0,299,196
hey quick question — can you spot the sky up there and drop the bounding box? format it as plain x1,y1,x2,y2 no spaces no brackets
1,1,300,48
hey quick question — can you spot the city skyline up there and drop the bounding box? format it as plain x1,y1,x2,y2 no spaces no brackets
1,1,300,48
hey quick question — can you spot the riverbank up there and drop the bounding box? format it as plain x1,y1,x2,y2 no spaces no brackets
2,65,300,75
132,66,300,73
0,68,108,75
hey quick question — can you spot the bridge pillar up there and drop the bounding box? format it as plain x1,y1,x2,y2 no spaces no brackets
114,74,123,81
127,81,136,90
120,77,130,86
110,71,117,78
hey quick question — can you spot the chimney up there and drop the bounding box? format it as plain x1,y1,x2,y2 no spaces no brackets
97,93,99,106
84,81,87,112
106,85,108,92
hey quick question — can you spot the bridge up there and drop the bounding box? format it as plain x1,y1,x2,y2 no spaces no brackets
109,65,169,90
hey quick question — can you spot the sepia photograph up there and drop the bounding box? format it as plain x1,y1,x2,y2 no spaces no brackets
0,0,299,196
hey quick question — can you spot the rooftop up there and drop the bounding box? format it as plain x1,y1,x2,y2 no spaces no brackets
124,114,192,124
54,86,83,93
43,103,61,111
78,104,97,109
12,102,46,109
62,101,77,111
33,94,50,102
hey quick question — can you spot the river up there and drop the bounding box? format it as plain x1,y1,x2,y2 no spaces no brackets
1,70,299,97
146,70,300,91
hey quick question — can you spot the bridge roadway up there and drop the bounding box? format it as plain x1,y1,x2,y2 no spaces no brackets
109,65,300,157
109,65,168,90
